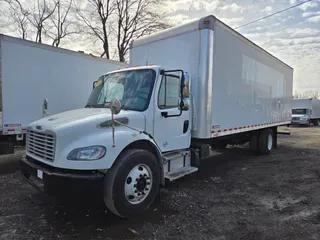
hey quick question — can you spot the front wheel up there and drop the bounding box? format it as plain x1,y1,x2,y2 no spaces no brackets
306,120,310,127
104,149,160,218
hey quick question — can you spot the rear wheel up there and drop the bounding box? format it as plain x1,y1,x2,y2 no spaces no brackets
313,119,319,126
258,129,274,155
104,149,160,218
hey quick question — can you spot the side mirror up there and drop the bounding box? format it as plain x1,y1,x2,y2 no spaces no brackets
93,80,98,89
93,79,103,89
109,98,121,115
182,73,190,111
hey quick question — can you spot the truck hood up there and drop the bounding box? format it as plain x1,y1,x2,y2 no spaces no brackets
27,108,146,132
26,107,147,168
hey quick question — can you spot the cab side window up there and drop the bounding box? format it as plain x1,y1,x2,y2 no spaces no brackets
158,75,180,109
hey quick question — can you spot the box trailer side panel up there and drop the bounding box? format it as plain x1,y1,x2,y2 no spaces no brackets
130,20,204,136
292,98,311,110
311,98,320,119
130,16,293,139
211,22,293,136
0,35,126,135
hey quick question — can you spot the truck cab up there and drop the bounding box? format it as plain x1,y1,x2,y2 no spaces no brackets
291,108,311,126
21,65,194,218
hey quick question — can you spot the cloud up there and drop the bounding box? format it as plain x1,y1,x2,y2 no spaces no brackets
165,0,193,12
302,11,320,17
167,14,197,25
244,31,281,39
269,36,320,46
263,6,273,14
286,28,320,37
219,17,244,25
299,1,319,11
165,0,220,13
204,0,221,11
308,15,320,23
220,3,245,13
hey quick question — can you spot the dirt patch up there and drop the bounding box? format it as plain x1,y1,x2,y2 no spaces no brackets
0,147,25,175
1,127,320,240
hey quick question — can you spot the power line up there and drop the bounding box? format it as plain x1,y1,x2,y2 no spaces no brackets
234,0,314,29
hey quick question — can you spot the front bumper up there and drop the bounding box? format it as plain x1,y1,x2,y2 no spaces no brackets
20,155,104,193
291,119,309,125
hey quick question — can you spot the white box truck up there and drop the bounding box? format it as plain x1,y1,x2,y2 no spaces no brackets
0,34,127,154
291,98,320,126
20,15,293,218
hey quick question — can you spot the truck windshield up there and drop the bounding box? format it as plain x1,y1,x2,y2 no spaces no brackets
292,109,307,115
87,69,156,111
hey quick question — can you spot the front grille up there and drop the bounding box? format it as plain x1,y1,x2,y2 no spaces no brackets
27,130,55,161
292,117,300,121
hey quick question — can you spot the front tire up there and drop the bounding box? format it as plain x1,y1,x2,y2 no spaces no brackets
104,149,160,218
306,120,310,127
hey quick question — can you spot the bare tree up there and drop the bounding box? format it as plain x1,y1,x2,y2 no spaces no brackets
3,0,30,39
28,0,58,43
75,0,116,59
115,0,169,62
45,0,74,47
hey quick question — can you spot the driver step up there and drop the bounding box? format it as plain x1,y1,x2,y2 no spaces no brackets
165,166,198,181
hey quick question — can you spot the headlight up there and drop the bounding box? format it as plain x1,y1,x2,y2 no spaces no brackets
67,146,106,160
300,116,308,120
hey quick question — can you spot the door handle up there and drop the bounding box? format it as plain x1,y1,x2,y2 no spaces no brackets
183,120,189,133
161,112,168,118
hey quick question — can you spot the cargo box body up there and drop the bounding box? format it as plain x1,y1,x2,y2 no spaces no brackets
292,98,320,119
130,15,293,139
0,34,127,136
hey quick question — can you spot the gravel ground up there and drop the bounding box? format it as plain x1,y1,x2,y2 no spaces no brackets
1,126,320,240
0,147,25,175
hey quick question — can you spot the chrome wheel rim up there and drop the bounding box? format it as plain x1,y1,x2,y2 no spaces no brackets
267,133,273,151
124,164,153,204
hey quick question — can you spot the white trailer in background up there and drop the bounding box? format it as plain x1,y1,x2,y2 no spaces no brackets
0,34,127,154
291,98,320,126
21,15,293,218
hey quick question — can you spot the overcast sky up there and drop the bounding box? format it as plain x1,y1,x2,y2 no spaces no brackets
0,0,319,93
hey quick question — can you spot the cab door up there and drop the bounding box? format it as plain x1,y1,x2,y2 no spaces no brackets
153,70,191,152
